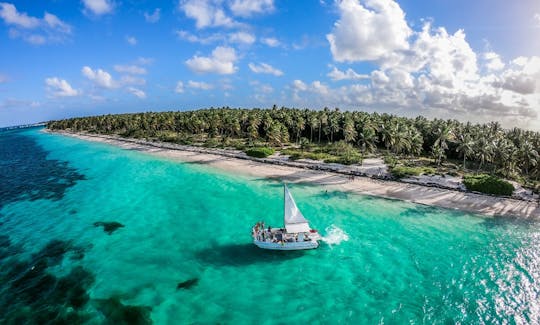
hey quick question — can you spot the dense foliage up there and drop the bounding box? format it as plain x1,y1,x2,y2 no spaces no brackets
390,166,437,179
47,106,540,187
245,147,275,158
463,174,515,196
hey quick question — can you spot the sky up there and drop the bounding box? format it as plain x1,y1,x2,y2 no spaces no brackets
0,0,539,130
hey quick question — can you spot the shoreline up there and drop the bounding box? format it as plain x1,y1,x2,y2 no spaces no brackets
45,129,539,219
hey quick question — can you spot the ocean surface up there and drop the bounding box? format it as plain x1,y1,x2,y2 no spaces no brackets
1,127,539,324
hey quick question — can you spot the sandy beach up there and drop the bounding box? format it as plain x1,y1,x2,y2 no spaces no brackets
47,130,539,219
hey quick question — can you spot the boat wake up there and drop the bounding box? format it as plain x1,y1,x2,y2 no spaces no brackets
321,225,349,246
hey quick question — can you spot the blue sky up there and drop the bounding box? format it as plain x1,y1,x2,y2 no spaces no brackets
0,0,539,130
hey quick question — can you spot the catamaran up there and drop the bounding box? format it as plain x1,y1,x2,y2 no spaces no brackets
252,184,321,250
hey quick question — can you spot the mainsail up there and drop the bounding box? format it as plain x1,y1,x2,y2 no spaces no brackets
284,184,311,233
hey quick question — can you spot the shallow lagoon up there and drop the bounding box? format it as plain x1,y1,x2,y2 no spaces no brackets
1,127,539,323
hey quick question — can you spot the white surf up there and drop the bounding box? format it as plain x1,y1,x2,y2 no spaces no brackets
321,225,349,246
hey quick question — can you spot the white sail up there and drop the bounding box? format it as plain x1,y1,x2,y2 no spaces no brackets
284,184,310,233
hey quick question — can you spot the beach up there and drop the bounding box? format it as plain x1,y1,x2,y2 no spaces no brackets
46,130,539,219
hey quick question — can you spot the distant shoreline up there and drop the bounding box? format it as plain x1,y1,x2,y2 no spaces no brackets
45,129,540,219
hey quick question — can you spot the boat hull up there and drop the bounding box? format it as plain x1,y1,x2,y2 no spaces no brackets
253,240,319,250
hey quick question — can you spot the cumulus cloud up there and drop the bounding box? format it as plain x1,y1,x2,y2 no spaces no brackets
248,62,283,76
327,0,411,62
187,80,213,90
185,46,238,74
260,37,280,47
179,0,236,29
175,81,184,93
327,66,369,81
114,65,146,75
45,77,80,97
496,56,540,95
229,31,255,44
126,35,137,45
82,66,116,88
295,1,540,129
127,87,146,99
82,0,114,16
483,52,505,71
229,0,274,17
0,3,71,44
144,8,160,23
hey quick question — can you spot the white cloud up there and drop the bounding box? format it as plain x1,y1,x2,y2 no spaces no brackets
535,13,540,26
327,66,369,81
496,56,540,95
0,2,40,28
185,46,238,74
127,87,146,99
120,75,146,86
136,57,154,65
187,80,213,90
114,65,146,75
327,0,411,62
483,52,505,71
179,0,236,29
175,29,222,44
248,62,283,76
82,0,114,16
229,31,255,44
82,66,116,88
144,8,160,23
176,30,255,45
175,81,184,93
43,12,71,34
45,77,80,97
261,37,280,47
229,0,274,17
293,79,307,91
0,3,71,44
126,35,137,45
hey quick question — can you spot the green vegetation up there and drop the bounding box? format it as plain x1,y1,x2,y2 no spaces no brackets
281,141,362,165
47,107,539,192
245,147,275,158
463,174,515,196
390,166,437,179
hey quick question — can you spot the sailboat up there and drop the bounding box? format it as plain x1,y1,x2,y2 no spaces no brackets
252,184,321,250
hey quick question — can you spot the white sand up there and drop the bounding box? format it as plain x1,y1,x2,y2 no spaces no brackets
48,130,540,219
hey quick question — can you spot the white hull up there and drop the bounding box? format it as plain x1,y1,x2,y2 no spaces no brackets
253,239,319,250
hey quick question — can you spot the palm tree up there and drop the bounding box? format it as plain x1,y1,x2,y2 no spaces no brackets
456,134,475,170
432,125,453,166
343,117,357,144
309,115,319,143
519,141,539,176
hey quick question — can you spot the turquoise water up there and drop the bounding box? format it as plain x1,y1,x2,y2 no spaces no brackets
1,127,540,323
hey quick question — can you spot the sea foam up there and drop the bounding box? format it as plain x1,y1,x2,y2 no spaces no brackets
321,225,349,245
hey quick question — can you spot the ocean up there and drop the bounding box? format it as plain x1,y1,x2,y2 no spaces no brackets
1,127,539,323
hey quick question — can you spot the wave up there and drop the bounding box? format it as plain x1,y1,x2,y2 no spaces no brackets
321,225,349,246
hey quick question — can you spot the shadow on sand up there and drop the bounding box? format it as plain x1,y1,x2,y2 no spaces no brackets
195,242,308,267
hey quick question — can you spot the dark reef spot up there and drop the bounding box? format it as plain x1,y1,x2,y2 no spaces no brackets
176,278,199,290
94,297,152,325
0,128,86,207
69,209,78,215
94,221,125,235
0,237,96,324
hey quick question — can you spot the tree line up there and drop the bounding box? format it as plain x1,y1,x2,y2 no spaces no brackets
47,106,540,182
